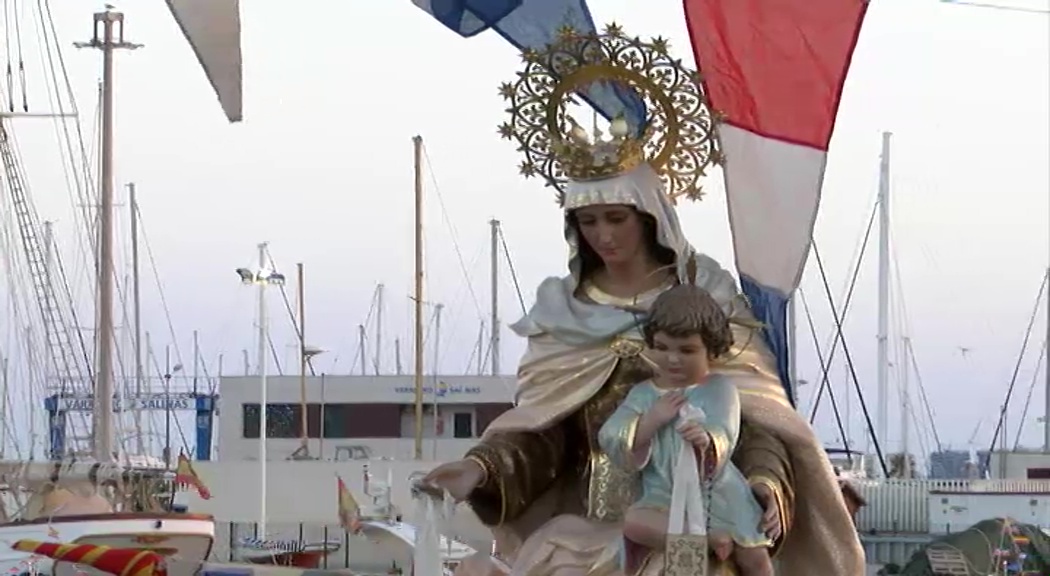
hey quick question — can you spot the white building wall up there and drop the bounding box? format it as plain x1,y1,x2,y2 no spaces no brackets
216,375,515,462
987,450,1050,479
927,491,1050,533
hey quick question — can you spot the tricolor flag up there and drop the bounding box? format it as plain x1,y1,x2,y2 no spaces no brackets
175,453,212,500
165,0,243,122
337,475,362,533
684,0,869,403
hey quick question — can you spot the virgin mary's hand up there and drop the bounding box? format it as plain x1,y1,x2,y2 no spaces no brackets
421,459,485,502
751,483,782,541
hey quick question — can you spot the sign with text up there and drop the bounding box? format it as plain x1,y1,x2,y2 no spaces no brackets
392,381,481,397
56,393,197,412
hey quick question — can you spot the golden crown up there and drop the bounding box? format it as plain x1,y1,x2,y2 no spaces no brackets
497,23,723,206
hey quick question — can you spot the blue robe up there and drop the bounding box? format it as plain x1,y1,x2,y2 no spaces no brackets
599,377,771,547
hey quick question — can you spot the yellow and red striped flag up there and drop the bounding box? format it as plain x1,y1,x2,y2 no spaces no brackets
11,540,165,576
175,453,211,500
337,475,361,533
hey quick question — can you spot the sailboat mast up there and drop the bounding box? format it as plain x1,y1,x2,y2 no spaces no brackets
375,283,383,375
75,9,141,463
129,183,144,454
490,219,501,375
1044,265,1050,452
876,131,892,461
1,356,7,458
413,135,424,460
298,262,308,452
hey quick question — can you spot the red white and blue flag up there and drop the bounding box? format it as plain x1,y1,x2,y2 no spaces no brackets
683,0,869,403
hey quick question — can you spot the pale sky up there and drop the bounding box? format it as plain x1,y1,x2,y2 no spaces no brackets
2,0,1049,463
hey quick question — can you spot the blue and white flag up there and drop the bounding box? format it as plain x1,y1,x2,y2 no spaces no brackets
411,0,646,132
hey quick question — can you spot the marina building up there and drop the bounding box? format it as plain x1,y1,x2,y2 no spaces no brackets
216,374,516,462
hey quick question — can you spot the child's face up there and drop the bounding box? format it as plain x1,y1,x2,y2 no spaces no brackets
650,331,711,387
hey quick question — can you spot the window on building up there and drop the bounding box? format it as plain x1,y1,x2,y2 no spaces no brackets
242,403,321,439
1027,467,1050,479
324,403,401,438
306,403,322,438
453,412,474,439
243,404,258,438
324,404,352,438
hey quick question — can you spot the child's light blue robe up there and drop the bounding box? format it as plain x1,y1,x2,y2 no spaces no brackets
598,376,771,547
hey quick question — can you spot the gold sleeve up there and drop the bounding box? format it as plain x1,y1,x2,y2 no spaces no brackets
465,424,567,527
732,417,795,555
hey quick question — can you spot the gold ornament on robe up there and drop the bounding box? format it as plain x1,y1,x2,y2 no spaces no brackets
496,23,724,206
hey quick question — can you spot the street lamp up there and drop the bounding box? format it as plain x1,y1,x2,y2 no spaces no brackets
236,242,284,538
163,349,184,469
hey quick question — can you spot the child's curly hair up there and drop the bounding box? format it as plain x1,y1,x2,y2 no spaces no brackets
643,284,734,358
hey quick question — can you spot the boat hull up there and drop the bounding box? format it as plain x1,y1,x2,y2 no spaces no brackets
0,513,214,576
239,543,340,568
240,545,338,570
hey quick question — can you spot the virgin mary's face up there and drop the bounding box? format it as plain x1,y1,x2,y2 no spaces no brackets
573,204,646,267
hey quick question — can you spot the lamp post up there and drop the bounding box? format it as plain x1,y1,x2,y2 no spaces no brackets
236,243,285,537
162,346,183,469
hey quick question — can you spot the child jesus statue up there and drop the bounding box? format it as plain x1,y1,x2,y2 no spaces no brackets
598,283,774,576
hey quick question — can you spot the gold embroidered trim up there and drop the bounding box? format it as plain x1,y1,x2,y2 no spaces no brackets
707,426,730,474
465,455,490,487
582,276,675,310
623,413,642,469
468,452,508,527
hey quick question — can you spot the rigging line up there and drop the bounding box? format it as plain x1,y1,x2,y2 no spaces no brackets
5,132,96,401
497,226,527,315
1012,340,1047,450
31,2,94,304
811,241,889,477
262,247,312,376
799,288,852,458
818,190,880,362
806,199,879,420
11,0,23,111
40,0,98,263
906,340,944,454
896,345,933,467
145,344,192,456
983,268,1049,474
430,241,489,357
421,143,484,320
4,0,11,111
904,312,944,454
135,202,195,381
903,395,931,471
335,285,380,374
266,329,283,376
364,284,383,373
889,217,944,453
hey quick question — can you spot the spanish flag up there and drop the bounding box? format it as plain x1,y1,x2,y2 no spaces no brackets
337,475,361,533
175,453,211,500
11,541,164,576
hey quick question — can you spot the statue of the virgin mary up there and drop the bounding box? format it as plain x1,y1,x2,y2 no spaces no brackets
422,25,865,576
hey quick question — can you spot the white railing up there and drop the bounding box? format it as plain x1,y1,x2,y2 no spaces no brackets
853,478,1050,533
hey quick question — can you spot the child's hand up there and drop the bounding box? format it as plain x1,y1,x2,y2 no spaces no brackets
644,390,686,430
677,421,711,450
